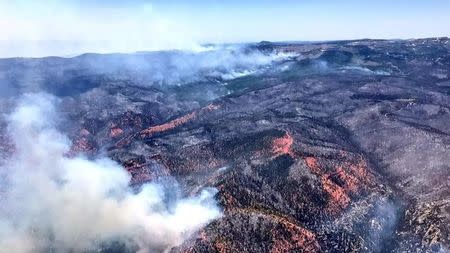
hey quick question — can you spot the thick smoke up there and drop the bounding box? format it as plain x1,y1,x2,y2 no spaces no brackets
0,46,294,98
78,46,294,85
0,93,221,253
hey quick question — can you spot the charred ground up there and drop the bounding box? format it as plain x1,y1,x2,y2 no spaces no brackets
0,38,449,252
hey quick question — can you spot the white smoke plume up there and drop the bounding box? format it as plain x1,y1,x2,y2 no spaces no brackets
101,47,295,85
0,93,221,253
0,46,295,97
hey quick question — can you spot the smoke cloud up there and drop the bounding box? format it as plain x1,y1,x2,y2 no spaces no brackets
88,47,294,85
0,47,295,99
0,93,221,253
0,1,202,58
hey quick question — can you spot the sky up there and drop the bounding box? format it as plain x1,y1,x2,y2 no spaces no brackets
0,0,449,57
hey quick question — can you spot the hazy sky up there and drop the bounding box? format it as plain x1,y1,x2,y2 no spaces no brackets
0,0,449,57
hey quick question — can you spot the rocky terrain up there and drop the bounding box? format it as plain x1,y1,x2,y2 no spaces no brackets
0,37,449,252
